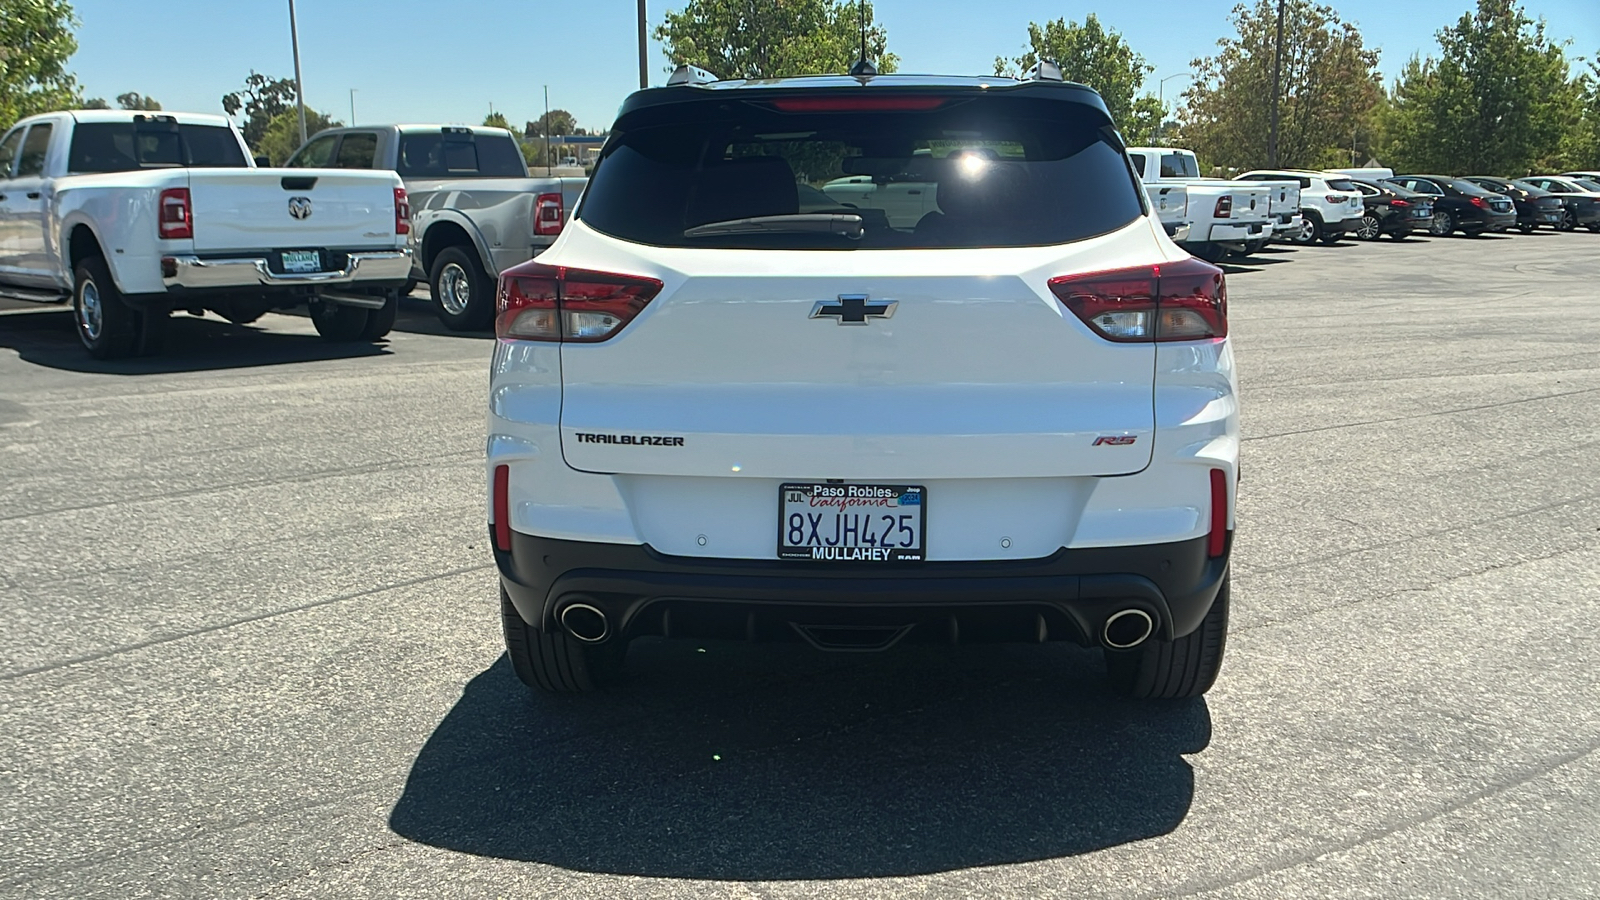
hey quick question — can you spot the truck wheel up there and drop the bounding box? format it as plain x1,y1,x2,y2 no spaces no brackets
1105,576,1229,700
136,308,170,357
308,297,372,342
72,256,139,359
501,588,625,693
358,290,399,341
430,246,494,331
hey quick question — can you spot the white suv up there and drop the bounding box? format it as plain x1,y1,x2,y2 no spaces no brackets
488,70,1238,699
1238,169,1365,244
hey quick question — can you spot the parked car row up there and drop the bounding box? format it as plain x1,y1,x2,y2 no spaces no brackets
0,109,589,358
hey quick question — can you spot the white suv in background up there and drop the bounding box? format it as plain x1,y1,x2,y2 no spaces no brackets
1239,169,1365,244
487,69,1238,700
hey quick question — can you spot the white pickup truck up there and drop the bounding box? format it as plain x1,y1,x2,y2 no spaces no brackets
1126,147,1273,262
287,125,587,331
0,110,412,359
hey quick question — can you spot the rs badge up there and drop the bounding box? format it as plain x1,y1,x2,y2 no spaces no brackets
1093,435,1138,446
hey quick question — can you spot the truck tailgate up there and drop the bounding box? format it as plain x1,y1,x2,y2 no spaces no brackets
186,168,402,253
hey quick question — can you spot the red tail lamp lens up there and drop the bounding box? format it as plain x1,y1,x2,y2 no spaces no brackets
1208,468,1229,557
158,188,192,239
493,464,511,552
496,262,662,342
1049,257,1227,343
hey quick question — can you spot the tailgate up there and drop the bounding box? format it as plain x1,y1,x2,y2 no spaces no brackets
186,168,402,253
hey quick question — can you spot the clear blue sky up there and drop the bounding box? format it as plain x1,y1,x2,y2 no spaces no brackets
68,1,1599,133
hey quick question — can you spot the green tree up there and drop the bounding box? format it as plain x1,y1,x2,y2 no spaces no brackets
524,109,577,138
1177,0,1382,169
81,96,110,109
222,71,298,149
655,0,897,80
1382,0,1585,174
482,111,511,131
256,108,339,166
116,91,160,110
994,15,1163,143
0,0,83,128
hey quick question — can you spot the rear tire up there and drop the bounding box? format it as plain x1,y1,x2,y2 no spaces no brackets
1290,214,1320,245
1518,223,1535,234
72,256,138,360
358,290,399,341
1558,210,1577,232
1105,576,1229,700
501,588,626,693
430,246,494,331
1355,214,1382,240
1429,211,1455,236
308,297,371,342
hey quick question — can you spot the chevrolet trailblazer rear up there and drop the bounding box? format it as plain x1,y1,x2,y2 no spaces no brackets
487,66,1238,699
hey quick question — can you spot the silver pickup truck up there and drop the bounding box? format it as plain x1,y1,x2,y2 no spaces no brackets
286,125,587,330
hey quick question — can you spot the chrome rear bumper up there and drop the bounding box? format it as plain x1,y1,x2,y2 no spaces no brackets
160,250,412,290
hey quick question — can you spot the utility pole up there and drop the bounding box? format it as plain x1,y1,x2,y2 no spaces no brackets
349,88,357,125
637,0,649,89
1158,72,1193,142
543,86,553,175
288,0,308,145
1268,0,1284,167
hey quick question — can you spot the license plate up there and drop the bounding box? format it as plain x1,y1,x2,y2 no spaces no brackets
1414,207,1433,218
779,483,926,562
282,250,321,273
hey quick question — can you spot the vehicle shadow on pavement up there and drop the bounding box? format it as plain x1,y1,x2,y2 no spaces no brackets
389,641,1211,879
0,309,389,374
388,295,494,340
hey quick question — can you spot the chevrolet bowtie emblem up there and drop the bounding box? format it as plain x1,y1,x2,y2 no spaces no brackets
810,294,896,325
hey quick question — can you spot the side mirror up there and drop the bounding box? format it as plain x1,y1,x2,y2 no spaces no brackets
254,155,271,168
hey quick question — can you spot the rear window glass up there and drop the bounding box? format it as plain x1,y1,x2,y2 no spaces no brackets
1448,179,1496,196
1324,177,1355,191
68,122,246,172
578,95,1142,250
397,132,525,178
1160,153,1199,178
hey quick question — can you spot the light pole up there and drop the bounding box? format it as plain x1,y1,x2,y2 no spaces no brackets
1157,72,1192,141
1269,0,1285,167
287,0,308,145
637,0,649,89
348,88,357,125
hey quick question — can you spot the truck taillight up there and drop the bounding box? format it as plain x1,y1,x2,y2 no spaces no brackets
496,261,662,342
158,188,192,239
1048,257,1227,343
394,187,411,234
1213,195,1232,218
534,193,565,236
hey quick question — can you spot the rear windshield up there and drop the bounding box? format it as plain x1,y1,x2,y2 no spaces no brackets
1324,177,1356,191
397,132,525,178
577,95,1142,250
1448,179,1498,196
1159,153,1199,179
68,122,246,172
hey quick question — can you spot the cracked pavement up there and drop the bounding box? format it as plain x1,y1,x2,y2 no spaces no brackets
2,231,1598,898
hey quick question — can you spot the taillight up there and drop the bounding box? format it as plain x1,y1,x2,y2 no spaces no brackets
1469,196,1487,209
394,187,410,234
496,262,662,342
1208,468,1229,557
1213,195,1232,218
1390,198,1410,208
1324,193,1344,204
1048,257,1227,343
534,192,564,237
492,464,511,551
158,188,192,239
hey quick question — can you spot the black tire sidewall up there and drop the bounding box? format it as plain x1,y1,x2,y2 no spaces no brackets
358,290,399,341
72,256,138,359
309,298,371,342
430,246,494,331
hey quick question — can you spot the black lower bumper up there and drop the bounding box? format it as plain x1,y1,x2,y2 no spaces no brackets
495,532,1230,649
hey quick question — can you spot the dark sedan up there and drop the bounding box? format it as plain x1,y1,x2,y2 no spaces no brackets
1518,176,1600,232
1385,175,1519,236
1461,176,1565,232
1348,178,1434,240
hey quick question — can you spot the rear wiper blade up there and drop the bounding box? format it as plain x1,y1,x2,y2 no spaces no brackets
683,214,863,239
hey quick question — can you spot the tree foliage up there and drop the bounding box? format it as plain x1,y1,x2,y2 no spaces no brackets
256,108,339,166
0,0,83,129
482,111,511,131
524,109,577,138
222,71,298,149
655,0,897,80
1381,0,1588,174
994,15,1163,144
115,91,160,110
1177,0,1382,170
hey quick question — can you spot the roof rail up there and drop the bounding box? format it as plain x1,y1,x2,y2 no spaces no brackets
1022,60,1064,82
666,65,720,86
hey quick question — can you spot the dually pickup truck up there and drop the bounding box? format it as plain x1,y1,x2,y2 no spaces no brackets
0,110,412,358
287,125,587,330
1126,146,1273,262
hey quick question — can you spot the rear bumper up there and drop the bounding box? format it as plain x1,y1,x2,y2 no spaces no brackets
160,249,413,291
1204,221,1269,243
496,531,1231,648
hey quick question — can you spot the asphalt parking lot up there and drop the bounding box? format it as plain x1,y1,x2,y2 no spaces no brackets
2,230,1598,899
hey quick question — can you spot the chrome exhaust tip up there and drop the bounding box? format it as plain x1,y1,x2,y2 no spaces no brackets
1101,608,1154,650
559,603,610,643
